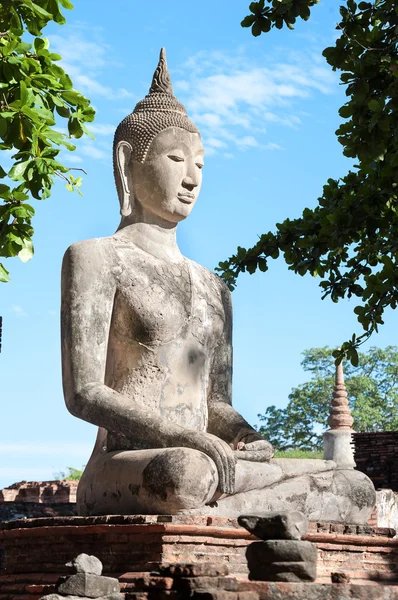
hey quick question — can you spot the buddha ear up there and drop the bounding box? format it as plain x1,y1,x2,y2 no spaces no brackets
116,141,133,217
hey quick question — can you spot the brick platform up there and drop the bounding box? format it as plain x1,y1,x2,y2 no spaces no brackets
0,516,397,599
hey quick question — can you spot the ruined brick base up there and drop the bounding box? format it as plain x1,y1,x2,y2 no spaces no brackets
0,516,397,599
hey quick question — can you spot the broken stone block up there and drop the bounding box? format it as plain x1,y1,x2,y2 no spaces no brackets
331,571,351,583
248,559,317,582
57,573,120,598
247,540,317,563
66,553,103,575
238,511,309,540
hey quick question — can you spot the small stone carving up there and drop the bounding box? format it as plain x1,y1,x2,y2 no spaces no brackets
58,573,120,598
66,554,102,576
240,511,317,583
238,511,309,540
331,571,351,583
40,555,121,600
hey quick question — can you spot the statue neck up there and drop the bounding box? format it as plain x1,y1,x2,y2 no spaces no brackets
115,202,182,263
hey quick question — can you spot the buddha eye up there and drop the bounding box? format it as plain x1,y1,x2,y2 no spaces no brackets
196,162,204,170
168,154,184,162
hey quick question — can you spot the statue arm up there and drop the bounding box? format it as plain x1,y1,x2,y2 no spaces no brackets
206,280,263,448
61,241,187,446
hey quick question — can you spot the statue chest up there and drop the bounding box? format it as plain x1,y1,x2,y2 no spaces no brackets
111,252,225,351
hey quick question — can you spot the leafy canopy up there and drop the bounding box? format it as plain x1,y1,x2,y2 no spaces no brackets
0,0,95,282
257,346,398,451
53,466,84,481
217,0,398,365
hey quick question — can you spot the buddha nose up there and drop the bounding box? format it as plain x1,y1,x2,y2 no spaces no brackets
181,176,198,192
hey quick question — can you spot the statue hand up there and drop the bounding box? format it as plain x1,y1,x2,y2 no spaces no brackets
178,431,236,495
234,439,274,462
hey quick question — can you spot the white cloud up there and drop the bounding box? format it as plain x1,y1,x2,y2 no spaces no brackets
11,304,27,317
176,48,336,155
65,154,83,165
88,124,116,136
265,142,283,151
80,144,108,161
48,32,133,102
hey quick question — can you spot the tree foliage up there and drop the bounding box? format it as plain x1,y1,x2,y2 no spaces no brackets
217,0,398,365
53,466,83,480
0,0,95,282
258,346,398,451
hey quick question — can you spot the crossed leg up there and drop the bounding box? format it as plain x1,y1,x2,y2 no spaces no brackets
77,446,375,524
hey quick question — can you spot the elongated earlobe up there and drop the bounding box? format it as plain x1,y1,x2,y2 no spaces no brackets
116,141,133,217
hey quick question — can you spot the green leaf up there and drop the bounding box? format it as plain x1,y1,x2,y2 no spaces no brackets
68,118,84,138
0,183,11,196
19,81,28,107
339,105,352,118
62,90,84,105
8,161,29,181
0,263,10,283
59,0,74,8
252,20,262,37
56,104,71,118
241,15,256,27
368,99,381,112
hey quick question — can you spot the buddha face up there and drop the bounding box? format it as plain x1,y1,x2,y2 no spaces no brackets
131,128,204,223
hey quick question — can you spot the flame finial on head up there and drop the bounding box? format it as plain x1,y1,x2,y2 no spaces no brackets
149,48,173,95
113,48,199,168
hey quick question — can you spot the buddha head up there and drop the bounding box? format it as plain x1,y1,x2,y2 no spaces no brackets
113,48,204,224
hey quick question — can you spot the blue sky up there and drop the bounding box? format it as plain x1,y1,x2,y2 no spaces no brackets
1,0,397,488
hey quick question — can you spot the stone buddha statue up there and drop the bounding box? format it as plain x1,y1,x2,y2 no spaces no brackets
61,49,375,522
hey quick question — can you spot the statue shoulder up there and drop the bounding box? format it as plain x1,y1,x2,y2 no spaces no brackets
189,259,232,302
62,237,116,279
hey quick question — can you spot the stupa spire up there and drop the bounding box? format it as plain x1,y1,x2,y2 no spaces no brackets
328,361,354,430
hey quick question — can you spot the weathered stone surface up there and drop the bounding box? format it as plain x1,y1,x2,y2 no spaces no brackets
159,563,229,578
248,560,317,582
331,572,351,583
238,512,309,540
247,540,317,563
245,540,317,583
66,553,103,575
57,573,120,598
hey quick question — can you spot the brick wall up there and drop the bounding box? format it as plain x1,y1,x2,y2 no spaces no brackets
0,502,76,522
0,480,78,504
353,432,398,491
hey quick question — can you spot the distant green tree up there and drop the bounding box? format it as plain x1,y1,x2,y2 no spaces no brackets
257,346,398,451
218,0,398,365
0,0,95,282
53,466,83,481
